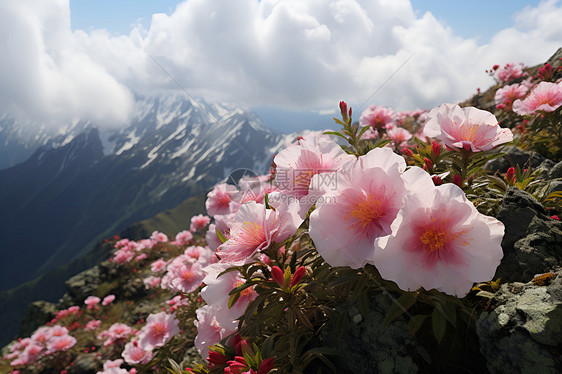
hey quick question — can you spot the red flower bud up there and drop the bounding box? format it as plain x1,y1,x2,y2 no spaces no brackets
506,167,516,184
402,147,414,157
423,157,433,172
259,357,275,374
289,266,306,287
339,101,349,123
551,215,560,221
431,141,441,158
452,174,462,188
208,351,228,366
270,266,284,287
432,175,443,186
493,64,499,70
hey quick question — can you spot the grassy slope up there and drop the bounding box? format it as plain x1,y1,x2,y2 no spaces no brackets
0,192,207,348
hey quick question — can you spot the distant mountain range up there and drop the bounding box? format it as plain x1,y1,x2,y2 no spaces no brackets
0,95,301,292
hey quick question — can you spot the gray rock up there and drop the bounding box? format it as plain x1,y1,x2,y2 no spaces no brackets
18,301,57,338
72,352,100,374
537,159,555,178
495,188,562,282
485,146,546,174
64,266,102,304
476,269,562,374
321,292,420,374
548,160,562,179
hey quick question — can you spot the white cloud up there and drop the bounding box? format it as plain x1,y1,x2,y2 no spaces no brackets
1,0,561,129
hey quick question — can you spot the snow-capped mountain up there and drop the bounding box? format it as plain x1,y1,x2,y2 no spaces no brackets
0,95,300,291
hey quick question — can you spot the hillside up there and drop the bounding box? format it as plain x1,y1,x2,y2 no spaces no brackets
1,49,561,374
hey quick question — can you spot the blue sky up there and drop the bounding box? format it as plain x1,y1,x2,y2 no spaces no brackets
2,0,560,132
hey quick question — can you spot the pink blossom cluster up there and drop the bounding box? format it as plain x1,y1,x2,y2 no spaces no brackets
494,62,527,83
122,312,179,365
97,323,135,346
7,326,77,366
190,214,211,232
159,245,213,293
112,238,156,265
97,358,137,374
495,83,528,111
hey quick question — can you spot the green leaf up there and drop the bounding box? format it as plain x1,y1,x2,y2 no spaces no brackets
228,280,256,296
432,308,447,344
228,292,240,309
357,125,370,140
264,193,271,210
216,228,228,244
383,292,418,327
408,314,427,335
442,301,457,327
323,131,348,140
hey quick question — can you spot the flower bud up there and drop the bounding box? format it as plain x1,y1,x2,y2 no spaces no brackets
423,157,433,173
452,174,462,188
259,357,275,374
402,147,413,157
506,167,516,184
431,175,443,186
431,141,441,159
339,101,349,123
289,266,306,287
270,266,284,288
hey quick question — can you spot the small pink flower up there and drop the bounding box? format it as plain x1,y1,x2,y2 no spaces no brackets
206,183,238,217
135,253,147,261
138,312,180,351
172,230,193,246
103,358,124,369
122,339,153,365
151,258,169,273
161,258,205,293
194,305,238,359
191,214,211,232
85,320,102,330
359,105,395,130
494,62,527,83
374,176,504,297
46,334,77,353
387,126,412,149
150,231,168,243
201,263,258,324
273,137,354,200
143,276,161,289
424,103,513,152
84,296,101,309
513,81,562,115
217,201,300,265
495,83,528,111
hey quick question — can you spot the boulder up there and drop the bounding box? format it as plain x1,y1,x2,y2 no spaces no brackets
476,269,562,374
485,146,546,174
495,188,562,283
18,301,57,338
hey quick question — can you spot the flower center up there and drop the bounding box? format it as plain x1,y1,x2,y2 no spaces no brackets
348,193,385,229
241,222,266,246
419,227,448,253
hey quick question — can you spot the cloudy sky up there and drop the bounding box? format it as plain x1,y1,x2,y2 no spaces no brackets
1,0,561,131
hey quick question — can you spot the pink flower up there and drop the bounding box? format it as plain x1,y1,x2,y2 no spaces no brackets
216,201,300,265
359,105,395,130
206,214,234,251
374,176,504,297
122,339,153,365
360,127,379,140
206,183,239,217
85,320,102,330
274,137,354,200
201,264,258,324
513,81,562,115
191,214,211,232
150,231,168,243
135,253,147,261
424,104,513,152
143,276,161,289
84,296,101,309
151,258,169,273
494,83,528,111
138,312,180,351
172,230,193,246
194,305,238,359
386,126,412,149
45,334,77,354
185,245,213,265
101,295,115,306
308,148,415,268
99,323,134,346
494,62,527,83
161,257,205,293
